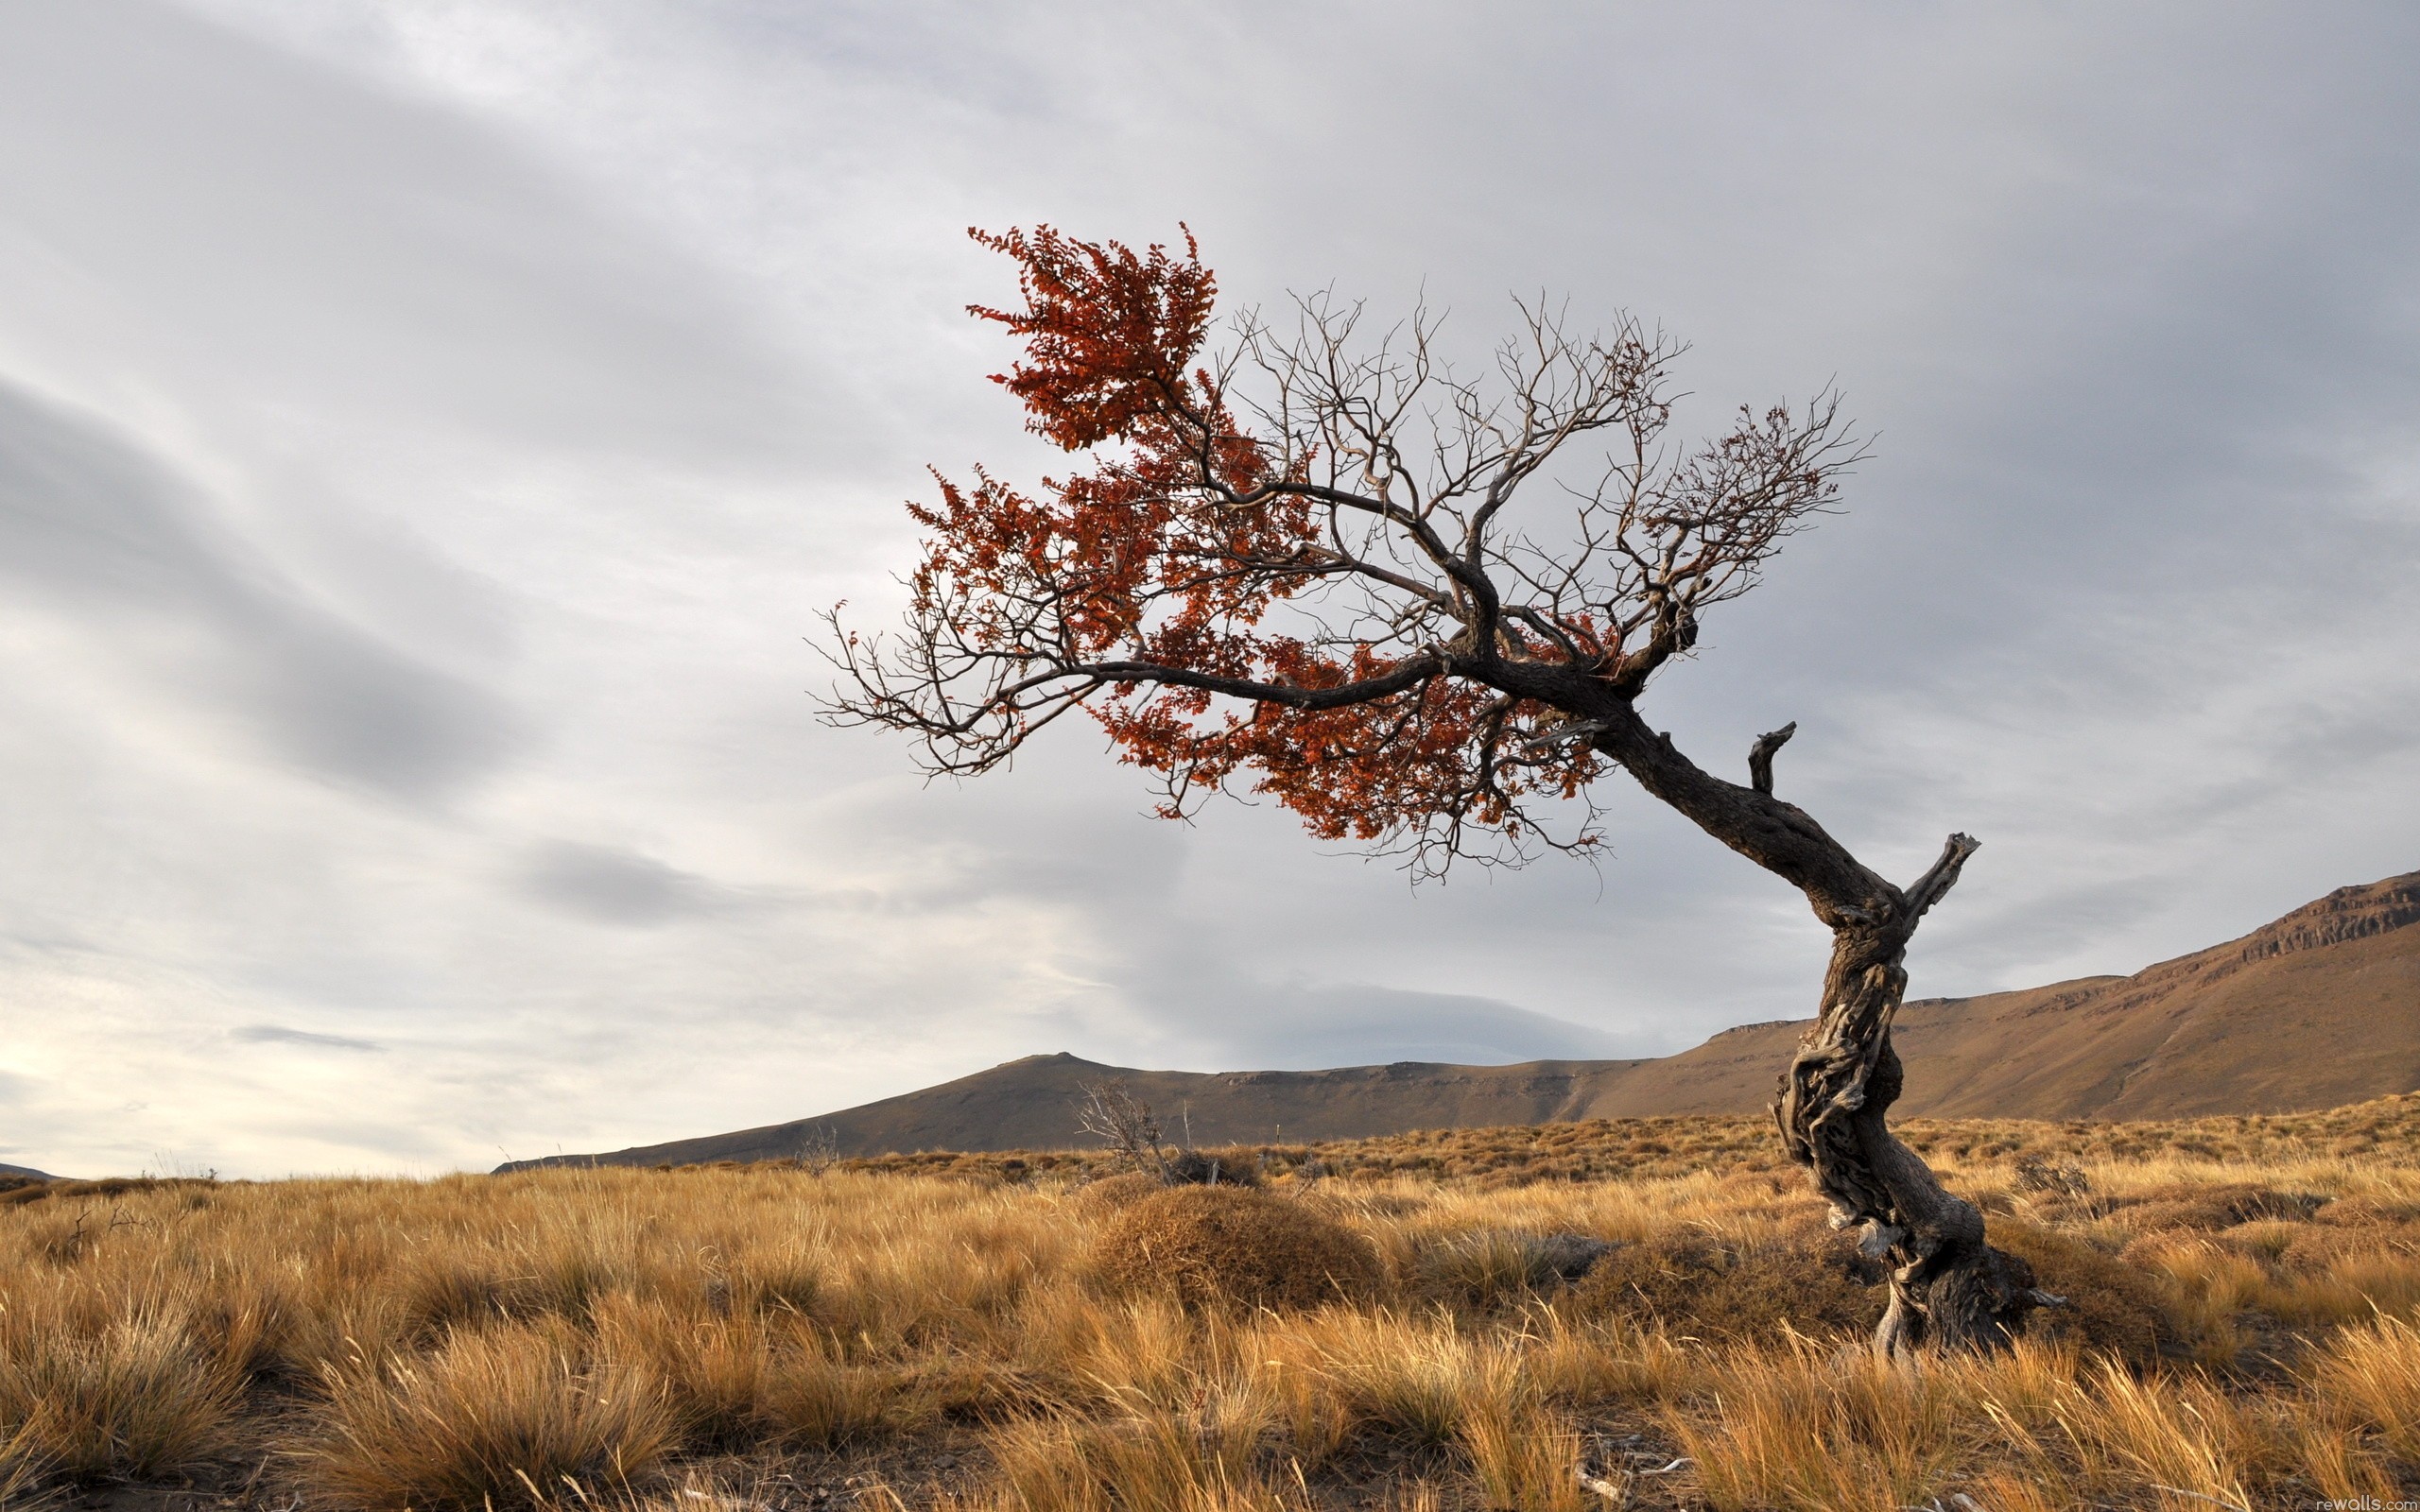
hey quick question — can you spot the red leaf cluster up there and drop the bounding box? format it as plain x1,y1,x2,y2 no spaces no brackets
899,227,1599,852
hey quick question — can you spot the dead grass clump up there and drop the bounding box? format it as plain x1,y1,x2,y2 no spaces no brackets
982,1402,1299,1512
2306,1313,2420,1460
2312,1194,2420,1227
0,1307,237,1484
1564,1230,1878,1343
1988,1219,2175,1365
308,1325,677,1511
1661,1341,1960,1510
1093,1187,1381,1312
2109,1182,2326,1232
591,1298,909,1451
2047,1360,2275,1509
1415,1232,1613,1310
1067,1171,1163,1215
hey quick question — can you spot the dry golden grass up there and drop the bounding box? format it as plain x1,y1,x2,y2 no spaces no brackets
812,1089,2420,1187
3,1107,2419,1510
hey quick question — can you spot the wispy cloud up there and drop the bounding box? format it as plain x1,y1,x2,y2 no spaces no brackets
232,1025,385,1054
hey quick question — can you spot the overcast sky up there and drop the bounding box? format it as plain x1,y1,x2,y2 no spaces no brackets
2,2,2414,1177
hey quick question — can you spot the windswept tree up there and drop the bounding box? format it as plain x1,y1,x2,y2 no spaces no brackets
824,227,2061,1355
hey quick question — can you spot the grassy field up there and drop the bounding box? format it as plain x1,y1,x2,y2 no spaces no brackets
4,1095,2419,1512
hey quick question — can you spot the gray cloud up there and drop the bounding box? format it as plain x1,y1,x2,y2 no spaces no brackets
0,1,813,467
232,1024,385,1053
518,840,737,927
1165,983,1644,1072
0,380,519,800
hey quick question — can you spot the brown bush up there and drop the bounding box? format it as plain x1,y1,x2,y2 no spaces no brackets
1564,1229,1880,1343
1091,1186,1382,1311
1989,1219,2174,1365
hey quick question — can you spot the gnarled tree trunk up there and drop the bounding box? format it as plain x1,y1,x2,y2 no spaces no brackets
1777,879,2057,1356
1587,710,2058,1358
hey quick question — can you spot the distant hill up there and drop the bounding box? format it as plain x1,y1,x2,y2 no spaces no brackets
499,869,2420,1170
0,1162,57,1180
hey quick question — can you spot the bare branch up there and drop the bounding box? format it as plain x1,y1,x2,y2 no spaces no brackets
1075,1080,1171,1181
1748,721,1797,797
1905,832,1982,919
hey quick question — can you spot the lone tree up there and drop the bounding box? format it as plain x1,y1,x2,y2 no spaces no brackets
824,227,2060,1356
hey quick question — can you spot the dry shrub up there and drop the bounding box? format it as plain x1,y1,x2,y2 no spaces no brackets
1093,1187,1380,1312
308,1324,676,1511
0,1306,236,1484
1989,1219,2175,1365
1564,1229,1878,1343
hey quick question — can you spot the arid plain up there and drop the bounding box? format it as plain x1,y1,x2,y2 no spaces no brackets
7,1091,2420,1512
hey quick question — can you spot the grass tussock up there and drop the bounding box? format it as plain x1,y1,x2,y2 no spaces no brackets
1564,1228,1879,1343
6,1100,2420,1509
309,1324,676,1511
1093,1186,1381,1313
0,1301,238,1483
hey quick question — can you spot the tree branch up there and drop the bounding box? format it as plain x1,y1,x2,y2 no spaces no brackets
1747,721,1797,797
1905,832,1982,919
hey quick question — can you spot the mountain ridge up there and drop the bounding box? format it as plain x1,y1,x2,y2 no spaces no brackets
499,868,2420,1170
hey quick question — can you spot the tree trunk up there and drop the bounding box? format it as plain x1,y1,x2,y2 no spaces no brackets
1582,708,2060,1356
1775,906,2056,1357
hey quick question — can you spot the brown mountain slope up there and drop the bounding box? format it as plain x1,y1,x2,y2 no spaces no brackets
1598,868,2420,1120
505,1054,1664,1168
501,869,2420,1169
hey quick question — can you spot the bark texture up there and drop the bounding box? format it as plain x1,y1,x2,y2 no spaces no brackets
1583,707,2056,1357
1773,840,2057,1355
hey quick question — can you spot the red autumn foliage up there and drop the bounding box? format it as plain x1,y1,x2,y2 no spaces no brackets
828,225,1854,871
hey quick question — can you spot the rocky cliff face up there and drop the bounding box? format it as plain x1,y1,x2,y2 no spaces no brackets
2238,876,2420,962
